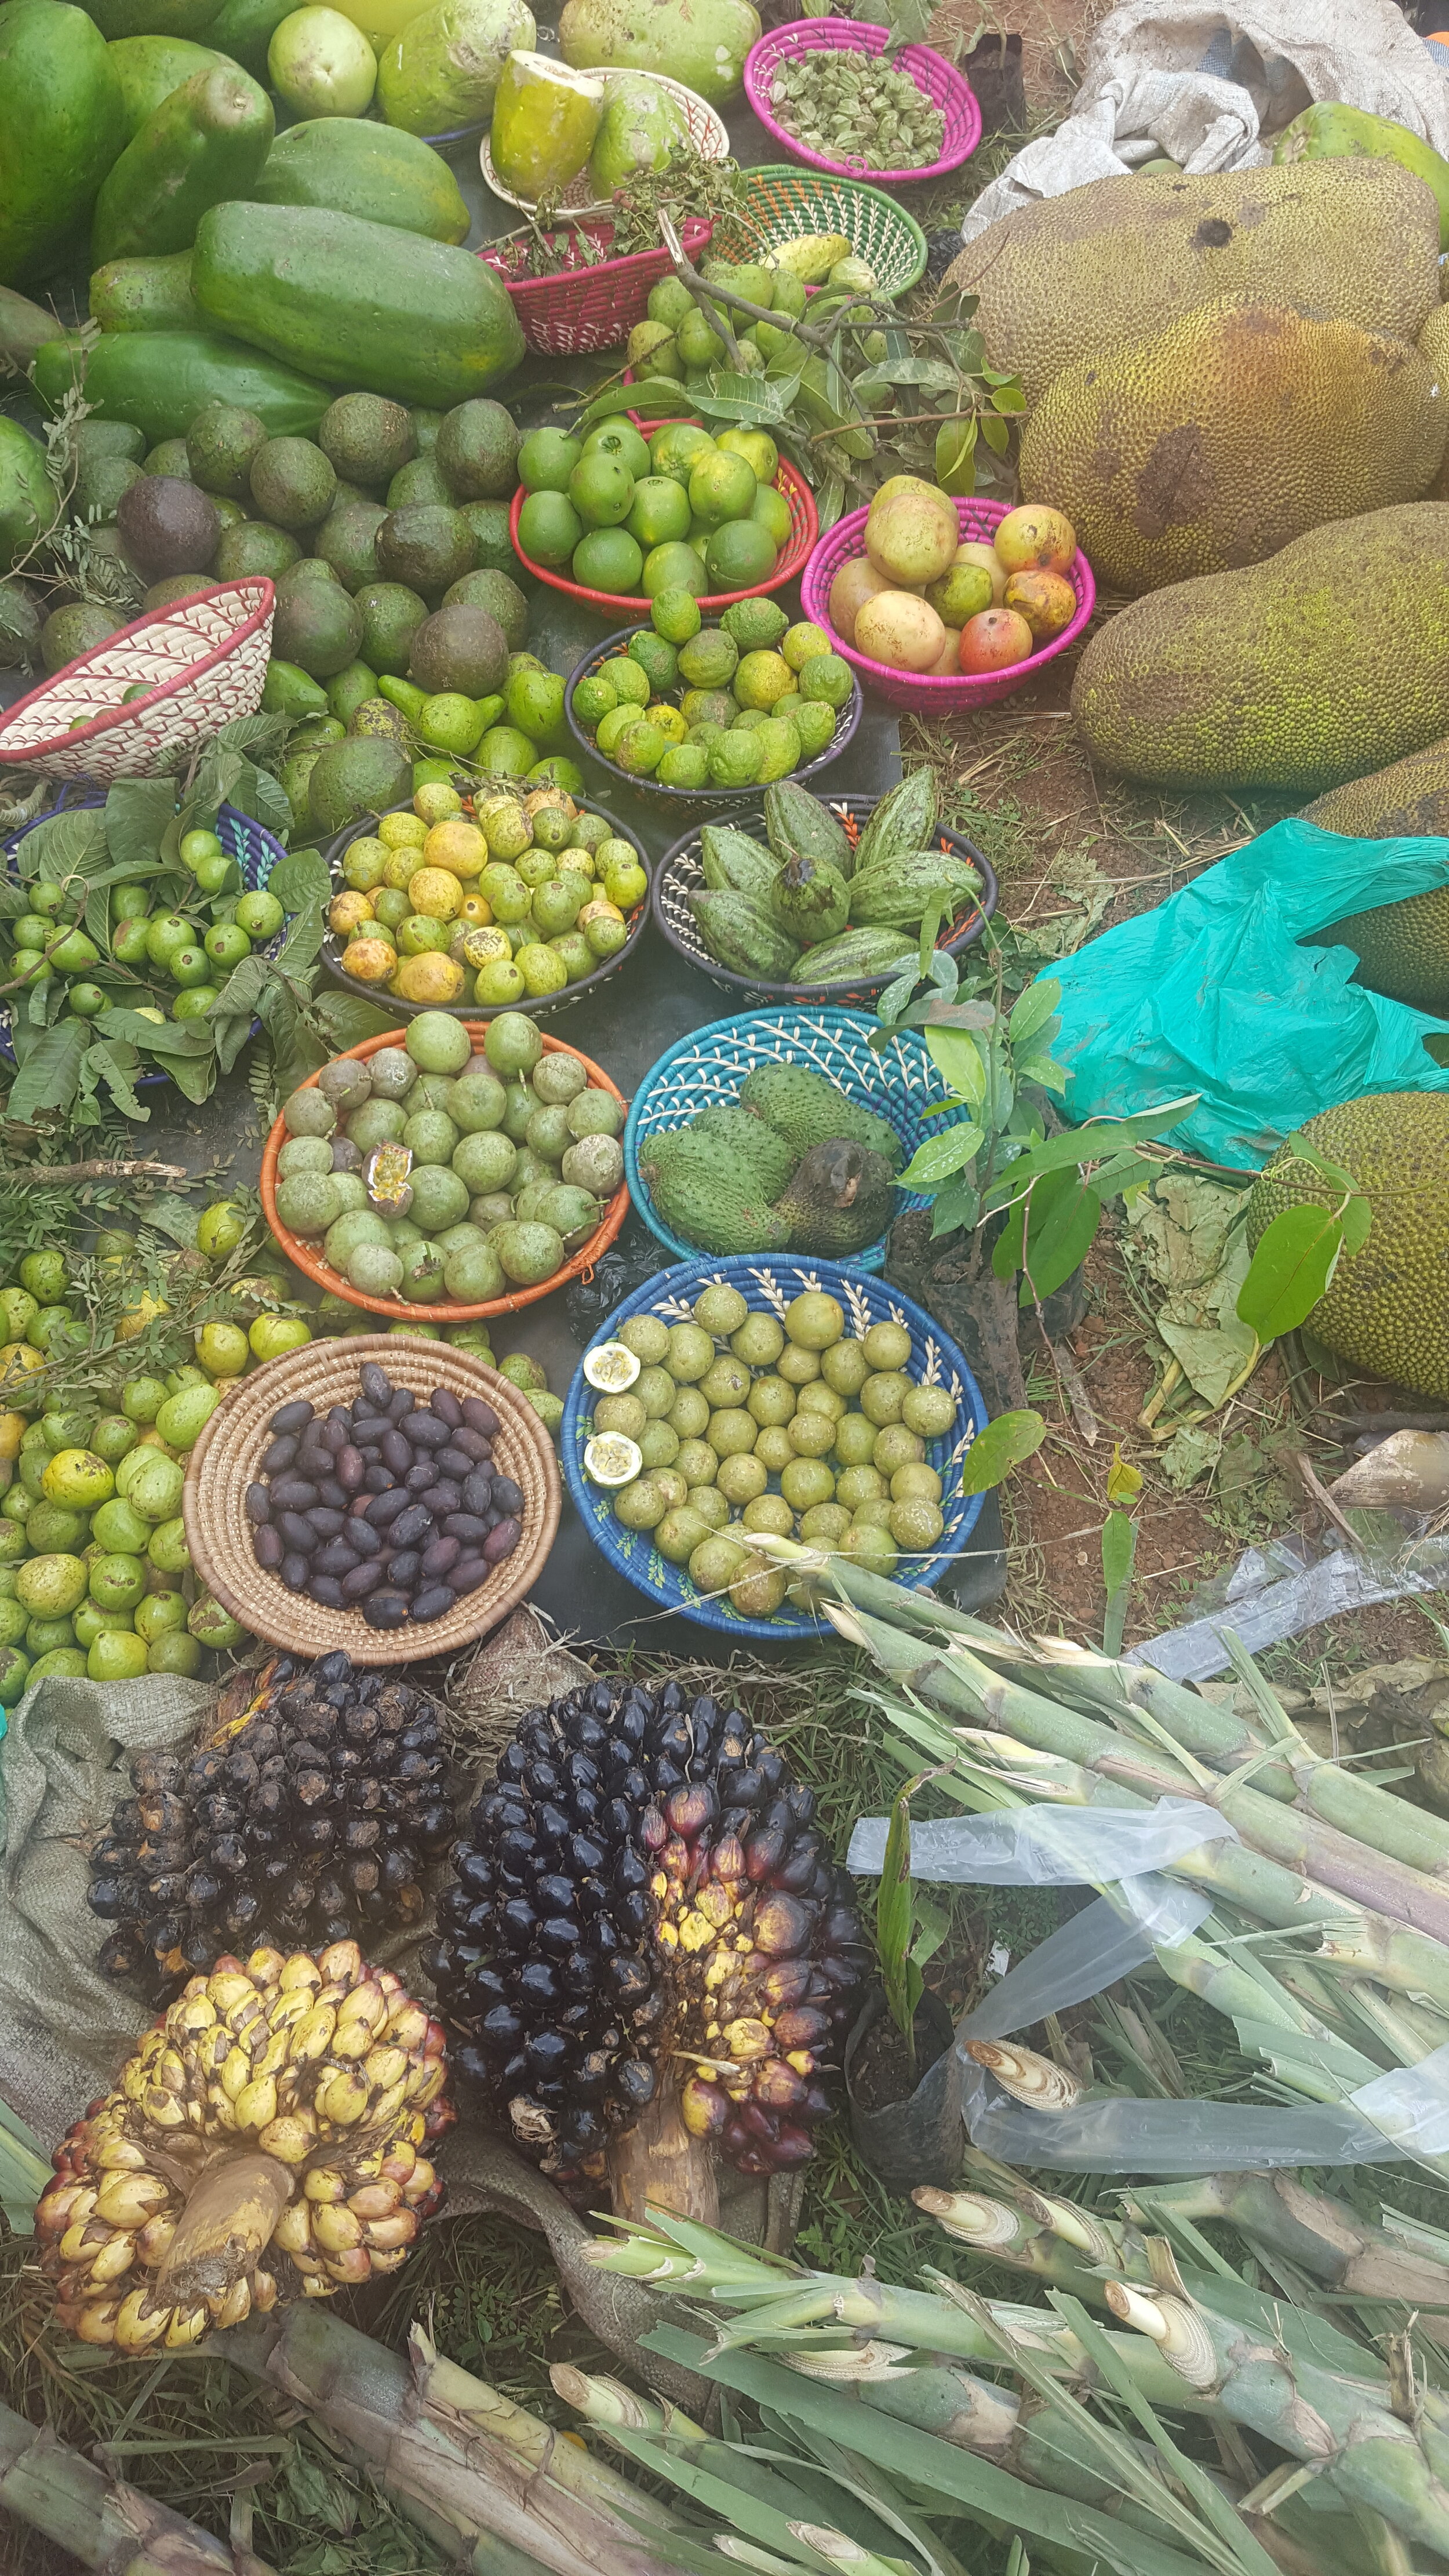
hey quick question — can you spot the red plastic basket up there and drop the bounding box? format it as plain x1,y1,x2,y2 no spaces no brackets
800,499,1096,712
479,216,712,356
0,578,274,780
744,19,980,186
510,422,818,620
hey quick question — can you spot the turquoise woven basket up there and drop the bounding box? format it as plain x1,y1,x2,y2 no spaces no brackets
623,1006,975,1272
561,1252,988,1642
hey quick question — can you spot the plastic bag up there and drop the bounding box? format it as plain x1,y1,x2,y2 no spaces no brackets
1046,818,1449,1167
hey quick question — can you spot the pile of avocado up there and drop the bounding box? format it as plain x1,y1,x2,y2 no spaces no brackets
639,1059,901,1258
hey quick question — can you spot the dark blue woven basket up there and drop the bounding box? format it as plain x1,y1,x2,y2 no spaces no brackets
565,624,861,810
624,1005,979,1272
0,792,287,1080
561,1251,988,1642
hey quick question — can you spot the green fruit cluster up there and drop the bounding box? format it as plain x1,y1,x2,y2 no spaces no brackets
573,592,852,791
0,825,285,1034
516,406,789,603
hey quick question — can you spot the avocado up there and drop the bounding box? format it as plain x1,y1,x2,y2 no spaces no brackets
275,555,342,599
213,519,300,580
143,439,192,478
355,579,428,674
273,577,363,678
410,406,445,453
407,602,507,698
77,453,143,523
116,475,221,578
349,697,412,746
144,573,214,610
0,578,41,668
249,435,336,530
307,733,411,837
738,1061,903,1169
772,1139,895,1257
459,499,517,578
386,453,453,511
77,420,147,467
315,499,387,591
186,401,267,497
436,396,519,500
377,504,475,601
443,566,528,650
41,602,122,674
318,390,414,486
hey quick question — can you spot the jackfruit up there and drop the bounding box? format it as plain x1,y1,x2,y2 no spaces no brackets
1245,1091,1449,1396
947,160,1440,405
1071,504,1449,793
1304,738,1449,841
739,1061,902,1168
1018,302,1446,595
1308,881,1449,1015
1273,103,1449,250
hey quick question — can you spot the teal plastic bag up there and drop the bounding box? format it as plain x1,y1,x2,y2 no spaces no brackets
1048,818,1449,1167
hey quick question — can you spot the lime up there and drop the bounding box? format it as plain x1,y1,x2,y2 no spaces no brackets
688,450,757,527
573,528,643,594
518,427,582,492
569,452,634,529
780,619,829,671
651,587,702,644
657,743,709,787
518,490,582,567
719,427,779,483
751,482,793,548
800,650,855,708
506,668,566,738
734,649,796,711
595,704,636,757
572,673,616,727
629,630,678,692
626,475,691,550
418,692,487,754
612,720,666,776
584,418,652,478
680,686,736,728
598,654,651,708
650,424,714,485
236,890,284,940
646,702,687,744
753,715,801,782
709,730,763,785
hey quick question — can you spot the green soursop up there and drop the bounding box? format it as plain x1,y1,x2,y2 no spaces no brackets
739,1060,903,1169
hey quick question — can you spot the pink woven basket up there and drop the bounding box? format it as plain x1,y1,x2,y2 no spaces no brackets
0,578,275,781
744,20,980,186
479,216,712,355
800,499,1095,713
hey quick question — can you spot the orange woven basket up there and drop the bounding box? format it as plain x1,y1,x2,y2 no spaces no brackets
181,1334,560,1664
0,579,274,780
509,443,817,619
261,1025,629,1323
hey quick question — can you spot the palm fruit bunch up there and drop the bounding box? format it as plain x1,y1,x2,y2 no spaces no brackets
86,1650,454,1995
426,1676,867,2176
35,1940,451,2353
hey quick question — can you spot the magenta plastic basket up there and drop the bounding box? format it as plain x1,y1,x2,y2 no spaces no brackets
743,19,980,186
800,499,1097,714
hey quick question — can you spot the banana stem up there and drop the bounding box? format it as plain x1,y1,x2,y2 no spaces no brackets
0,2399,272,2576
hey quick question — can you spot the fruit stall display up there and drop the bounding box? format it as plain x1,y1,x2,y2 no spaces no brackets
565,594,858,798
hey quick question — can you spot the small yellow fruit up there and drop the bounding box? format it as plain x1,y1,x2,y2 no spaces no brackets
329,890,376,937
0,1410,26,1460
456,892,494,929
395,951,465,1004
378,811,427,850
342,936,400,983
406,867,463,922
116,1293,169,1343
424,819,488,881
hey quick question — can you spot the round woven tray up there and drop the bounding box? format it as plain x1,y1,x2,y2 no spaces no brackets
709,162,927,299
563,623,859,811
480,74,729,216
0,578,274,780
744,21,981,187
182,1334,560,1665
260,1024,630,1322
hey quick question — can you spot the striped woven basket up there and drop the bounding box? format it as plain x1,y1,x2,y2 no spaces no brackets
709,162,927,297
0,579,274,781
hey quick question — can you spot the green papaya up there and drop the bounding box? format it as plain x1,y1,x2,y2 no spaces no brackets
108,33,232,134
90,248,200,332
0,283,64,369
92,64,274,265
1275,103,1449,250
0,2,127,286
0,419,57,576
254,118,469,242
34,328,328,441
203,0,296,71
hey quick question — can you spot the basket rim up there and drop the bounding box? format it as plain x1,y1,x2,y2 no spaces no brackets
650,790,998,1002
480,73,729,218
743,20,981,186
509,456,818,620
0,579,275,767
622,1000,971,1268
479,213,713,301
260,1022,630,1322
319,793,651,1019
181,1333,561,1664
563,621,860,809
800,500,1097,702
710,159,930,292
560,1249,988,1641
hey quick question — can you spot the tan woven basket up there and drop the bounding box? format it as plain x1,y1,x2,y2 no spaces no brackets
480,74,729,216
0,578,274,780
181,1334,561,1666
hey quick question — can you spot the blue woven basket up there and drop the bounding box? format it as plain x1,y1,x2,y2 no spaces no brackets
624,1006,976,1273
0,792,287,1080
561,1252,988,1642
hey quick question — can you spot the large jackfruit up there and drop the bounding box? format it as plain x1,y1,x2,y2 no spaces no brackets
1309,880,1449,1016
947,160,1440,405
1071,505,1449,793
1305,739,1449,841
1245,1092,1449,1396
1018,302,1446,595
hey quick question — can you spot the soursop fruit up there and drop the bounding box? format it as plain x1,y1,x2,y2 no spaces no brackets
740,1060,902,1169
773,1139,895,1257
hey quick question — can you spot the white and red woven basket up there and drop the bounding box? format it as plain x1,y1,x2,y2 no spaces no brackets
0,578,275,780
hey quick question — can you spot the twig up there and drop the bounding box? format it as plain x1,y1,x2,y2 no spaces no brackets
0,1157,188,1185
1293,1450,1362,1553
0,919,81,996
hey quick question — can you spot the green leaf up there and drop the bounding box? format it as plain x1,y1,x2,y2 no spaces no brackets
104,776,173,878
929,1173,978,1237
935,417,976,497
96,1007,212,1054
1018,1177,1100,1304
923,1024,986,1108
897,1121,982,1191
1101,1513,1137,1656
980,411,1010,456
959,1407,1045,1494
877,1788,915,2043
1013,1049,1067,1093
1235,1203,1344,1343
982,1097,1199,1203
1340,1191,1372,1256
142,1192,201,1249
1281,1132,1359,1194
313,992,399,1053
6,1017,89,1123
1009,977,1062,1043
26,807,107,887
265,845,329,915
85,1040,144,1122
814,470,846,534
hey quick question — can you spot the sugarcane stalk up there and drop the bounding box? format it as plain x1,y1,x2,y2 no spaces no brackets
1125,2173,1449,2309
1103,2281,1449,2556
0,2399,271,2576
221,2304,682,2576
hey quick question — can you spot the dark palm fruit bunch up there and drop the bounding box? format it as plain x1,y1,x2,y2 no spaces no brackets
87,1649,454,1995
245,1362,524,1628
426,1677,868,2176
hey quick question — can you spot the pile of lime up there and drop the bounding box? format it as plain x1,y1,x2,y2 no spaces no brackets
0,828,286,1032
0,1244,258,1700
331,777,648,1009
515,414,791,602
272,1009,624,1311
581,1283,957,1621
570,592,855,791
